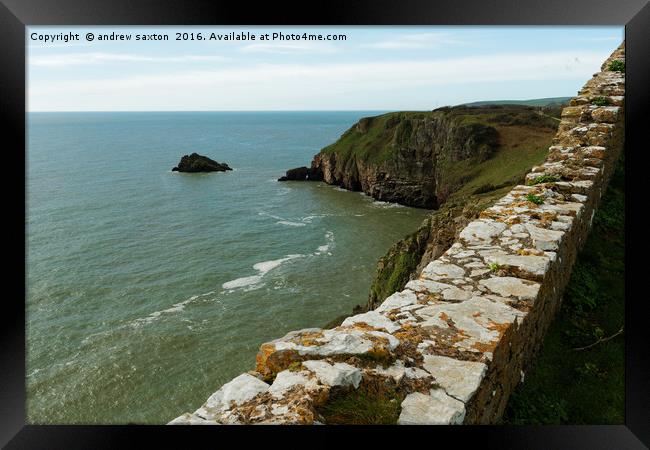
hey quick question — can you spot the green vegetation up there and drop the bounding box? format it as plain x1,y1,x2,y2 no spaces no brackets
527,174,560,185
592,96,611,107
488,262,502,272
502,153,625,425
444,109,555,199
608,60,625,72
316,384,404,424
319,111,430,165
319,106,556,199
287,361,302,372
525,193,545,205
368,219,430,308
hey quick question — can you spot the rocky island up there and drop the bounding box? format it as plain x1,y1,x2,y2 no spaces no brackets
172,153,232,173
277,166,323,181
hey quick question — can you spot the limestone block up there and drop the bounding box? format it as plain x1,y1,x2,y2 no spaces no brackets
194,373,269,420
398,389,465,425
421,261,466,280
168,413,220,425
422,354,487,403
375,289,418,313
302,360,362,388
459,220,508,244
342,310,401,333
268,370,320,398
479,276,540,300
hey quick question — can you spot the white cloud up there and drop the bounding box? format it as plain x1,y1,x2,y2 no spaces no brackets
29,52,228,67
240,42,339,54
363,32,464,50
578,36,621,42
29,50,610,111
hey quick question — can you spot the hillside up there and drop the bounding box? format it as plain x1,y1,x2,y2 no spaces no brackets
281,105,559,209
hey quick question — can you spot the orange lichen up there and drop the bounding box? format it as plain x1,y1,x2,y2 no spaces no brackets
517,248,545,256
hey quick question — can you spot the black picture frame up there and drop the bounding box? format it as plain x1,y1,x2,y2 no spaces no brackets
2,0,648,447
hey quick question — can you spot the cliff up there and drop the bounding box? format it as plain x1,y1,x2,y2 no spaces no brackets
282,106,559,208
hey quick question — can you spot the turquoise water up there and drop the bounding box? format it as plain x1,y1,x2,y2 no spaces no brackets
26,111,429,424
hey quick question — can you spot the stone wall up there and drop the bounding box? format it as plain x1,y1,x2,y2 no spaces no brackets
169,43,625,425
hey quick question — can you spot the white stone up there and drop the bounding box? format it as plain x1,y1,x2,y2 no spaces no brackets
483,253,550,278
540,201,584,219
550,221,571,231
342,310,400,333
273,328,384,357
452,250,476,259
368,330,400,350
369,360,406,383
460,220,507,244
417,296,526,354
441,286,474,301
404,366,431,379
525,223,564,251
421,261,466,280
545,251,558,262
194,373,269,420
510,224,526,234
168,413,219,425
268,370,319,399
302,360,362,388
422,355,487,403
375,289,418,313
398,389,466,425
479,277,540,300
271,405,290,416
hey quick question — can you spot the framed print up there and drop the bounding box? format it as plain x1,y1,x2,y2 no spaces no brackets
2,0,648,447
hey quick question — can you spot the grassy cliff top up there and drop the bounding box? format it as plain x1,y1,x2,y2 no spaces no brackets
318,105,560,168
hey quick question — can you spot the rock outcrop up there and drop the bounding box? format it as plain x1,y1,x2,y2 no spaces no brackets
278,166,323,181
170,42,625,425
172,153,232,172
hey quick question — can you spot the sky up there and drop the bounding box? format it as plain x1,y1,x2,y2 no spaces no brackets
27,26,624,112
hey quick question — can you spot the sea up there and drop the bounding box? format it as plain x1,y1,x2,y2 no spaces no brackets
26,111,429,424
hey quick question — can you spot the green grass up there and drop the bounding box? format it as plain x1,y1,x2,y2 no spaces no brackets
592,96,611,107
489,262,502,272
608,60,625,72
448,123,554,199
527,174,560,185
316,385,404,424
319,111,437,165
525,193,544,205
501,153,625,425
369,220,429,306
318,106,555,183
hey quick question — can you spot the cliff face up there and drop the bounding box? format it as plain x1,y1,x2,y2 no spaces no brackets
309,111,500,208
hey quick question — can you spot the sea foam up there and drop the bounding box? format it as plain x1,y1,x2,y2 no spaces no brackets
130,291,215,327
222,254,304,291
